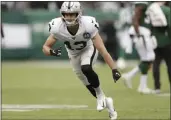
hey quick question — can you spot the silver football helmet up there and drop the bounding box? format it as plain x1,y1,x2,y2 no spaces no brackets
60,2,82,26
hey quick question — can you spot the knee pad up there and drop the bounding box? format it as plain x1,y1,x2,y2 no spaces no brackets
139,61,152,74
81,65,100,88
81,65,93,74
74,71,90,86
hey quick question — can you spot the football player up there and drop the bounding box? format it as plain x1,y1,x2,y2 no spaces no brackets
146,2,171,93
122,2,156,94
42,2,121,120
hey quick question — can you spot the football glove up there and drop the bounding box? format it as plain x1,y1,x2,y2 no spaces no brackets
112,69,121,83
50,46,62,57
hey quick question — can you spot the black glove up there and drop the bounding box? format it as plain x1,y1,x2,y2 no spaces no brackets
112,69,121,83
50,46,62,57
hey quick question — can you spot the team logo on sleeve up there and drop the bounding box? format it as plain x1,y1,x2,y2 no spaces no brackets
83,32,91,39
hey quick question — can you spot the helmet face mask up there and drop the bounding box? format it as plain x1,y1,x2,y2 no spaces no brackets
61,13,79,26
60,2,82,26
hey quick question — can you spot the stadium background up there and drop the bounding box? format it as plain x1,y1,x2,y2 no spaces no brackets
1,1,170,120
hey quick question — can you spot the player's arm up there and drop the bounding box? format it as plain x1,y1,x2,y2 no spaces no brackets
42,34,61,56
133,5,143,35
92,33,116,69
92,33,121,82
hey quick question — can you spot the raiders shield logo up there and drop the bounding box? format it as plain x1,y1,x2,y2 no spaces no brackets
83,32,91,39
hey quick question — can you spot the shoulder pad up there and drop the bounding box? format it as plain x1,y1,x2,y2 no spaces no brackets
48,17,63,34
81,16,97,23
81,16,99,29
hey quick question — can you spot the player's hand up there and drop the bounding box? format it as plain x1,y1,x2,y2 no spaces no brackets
50,46,62,57
112,69,121,83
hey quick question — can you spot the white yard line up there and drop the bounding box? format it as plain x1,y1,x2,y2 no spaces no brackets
2,104,169,112
2,104,88,112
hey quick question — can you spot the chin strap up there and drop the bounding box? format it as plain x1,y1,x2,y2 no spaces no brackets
62,15,80,27
65,20,79,27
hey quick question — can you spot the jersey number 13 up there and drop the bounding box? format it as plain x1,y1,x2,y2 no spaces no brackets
64,41,87,50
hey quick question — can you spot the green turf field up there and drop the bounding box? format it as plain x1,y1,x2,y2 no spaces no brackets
2,61,170,120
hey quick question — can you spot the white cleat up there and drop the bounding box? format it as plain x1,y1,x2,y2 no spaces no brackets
109,111,118,120
106,97,117,120
122,73,132,89
137,87,155,94
96,95,106,112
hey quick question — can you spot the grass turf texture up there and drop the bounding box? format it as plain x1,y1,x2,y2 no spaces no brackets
2,61,170,120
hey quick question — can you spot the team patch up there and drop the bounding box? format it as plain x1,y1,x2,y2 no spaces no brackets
83,32,91,39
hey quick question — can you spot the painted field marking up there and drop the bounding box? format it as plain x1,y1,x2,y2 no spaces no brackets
2,104,169,112
2,104,88,112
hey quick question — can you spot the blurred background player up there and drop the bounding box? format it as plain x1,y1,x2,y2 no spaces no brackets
122,2,156,94
42,2,121,120
115,2,133,70
146,2,171,94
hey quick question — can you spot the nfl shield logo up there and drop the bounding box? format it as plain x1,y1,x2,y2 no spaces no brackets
83,32,91,39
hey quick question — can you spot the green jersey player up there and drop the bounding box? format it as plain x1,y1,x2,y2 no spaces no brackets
146,2,171,93
122,2,156,94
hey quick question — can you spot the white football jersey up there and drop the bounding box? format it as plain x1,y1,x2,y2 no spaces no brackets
48,16,99,55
